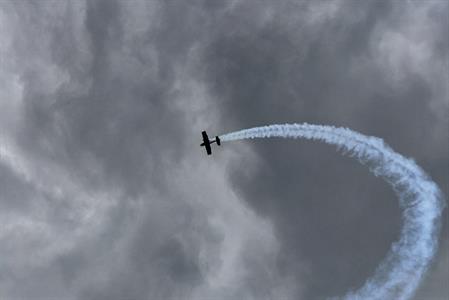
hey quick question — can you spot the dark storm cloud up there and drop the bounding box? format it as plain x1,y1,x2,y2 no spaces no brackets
200,0,448,299
0,1,446,300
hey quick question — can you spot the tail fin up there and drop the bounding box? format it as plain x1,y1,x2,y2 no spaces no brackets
216,136,221,146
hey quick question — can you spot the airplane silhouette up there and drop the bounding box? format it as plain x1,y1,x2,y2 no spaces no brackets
200,131,220,155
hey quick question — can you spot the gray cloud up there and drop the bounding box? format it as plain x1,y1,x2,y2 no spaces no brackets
0,0,446,299
201,0,448,298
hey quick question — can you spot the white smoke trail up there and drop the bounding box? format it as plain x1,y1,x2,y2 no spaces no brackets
220,123,445,300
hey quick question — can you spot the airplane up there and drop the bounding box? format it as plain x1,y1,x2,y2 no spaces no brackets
200,131,221,155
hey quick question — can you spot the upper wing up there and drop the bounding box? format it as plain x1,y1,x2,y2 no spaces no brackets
202,131,209,142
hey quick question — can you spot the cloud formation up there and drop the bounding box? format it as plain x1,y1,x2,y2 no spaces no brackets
0,1,446,299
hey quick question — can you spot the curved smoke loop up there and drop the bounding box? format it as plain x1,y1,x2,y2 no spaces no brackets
221,123,444,300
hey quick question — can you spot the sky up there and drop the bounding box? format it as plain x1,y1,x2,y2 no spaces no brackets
0,1,447,299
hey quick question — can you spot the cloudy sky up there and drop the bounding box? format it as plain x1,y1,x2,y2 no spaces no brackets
0,1,447,299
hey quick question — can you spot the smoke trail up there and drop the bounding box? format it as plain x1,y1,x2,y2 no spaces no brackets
220,123,445,300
